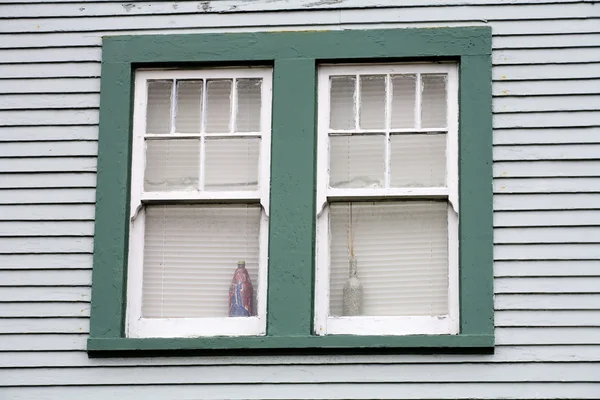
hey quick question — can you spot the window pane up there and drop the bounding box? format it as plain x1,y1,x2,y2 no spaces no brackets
391,75,416,129
421,74,447,128
236,79,262,132
175,80,202,133
146,80,172,134
142,204,261,318
144,139,200,191
206,80,232,133
204,138,260,191
330,76,356,130
329,135,385,188
391,134,446,187
329,201,449,317
359,75,385,130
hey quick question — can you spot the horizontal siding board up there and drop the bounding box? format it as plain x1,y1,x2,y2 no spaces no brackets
493,48,600,65
0,62,100,79
0,78,99,94
493,80,600,96
0,287,90,302
0,47,101,64
494,194,600,211
2,363,600,386
0,205,95,220
494,227,600,244
495,310,600,327
2,1,597,19
0,173,96,189
494,210,600,227
0,188,96,205
0,94,99,110
0,110,98,126
493,161,600,178
495,244,600,260
493,111,599,128
0,269,91,287
0,334,87,351
0,302,90,317
0,237,94,254
0,221,94,237
493,128,600,145
0,126,98,142
493,178,600,194
0,158,97,173
0,141,97,157
495,277,600,294
0,317,90,334
496,327,600,345
4,346,600,369
0,254,92,270
493,95,600,113
493,33,600,49
495,294,600,310
493,145,600,161
495,261,600,277
2,384,600,400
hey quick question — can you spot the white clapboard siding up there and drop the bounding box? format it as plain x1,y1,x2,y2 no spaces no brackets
0,1,599,400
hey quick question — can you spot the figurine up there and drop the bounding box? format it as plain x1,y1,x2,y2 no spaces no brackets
229,261,253,317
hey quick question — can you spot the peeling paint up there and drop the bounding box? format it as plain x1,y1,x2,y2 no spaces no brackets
303,0,344,7
122,3,135,12
199,1,213,12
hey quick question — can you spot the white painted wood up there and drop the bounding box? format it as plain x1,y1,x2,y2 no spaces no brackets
496,244,600,260
0,110,98,126
0,47,101,63
0,78,99,94
494,161,600,177
494,33,600,49
495,310,600,327
494,128,600,145
496,327,600,345
494,178,600,193
0,205,94,220
0,62,100,78
0,94,99,110
0,302,90,318
0,318,89,334
495,260,600,277
0,237,93,254
0,287,90,302
494,193,600,211
0,188,96,205
3,383,600,400
494,95,600,113
0,269,91,286
0,334,87,351
0,254,92,270
0,173,96,189
0,221,94,237
495,227,600,243
495,294,600,310
0,157,96,173
494,79,600,96
493,48,600,65
494,210,600,227
0,126,98,142
495,277,600,294
0,141,97,157
493,111,599,129
494,144,600,161
493,64,600,81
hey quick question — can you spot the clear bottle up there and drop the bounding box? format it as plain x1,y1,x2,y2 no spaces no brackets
343,257,363,316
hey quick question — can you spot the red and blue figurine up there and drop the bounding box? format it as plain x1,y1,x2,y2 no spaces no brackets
229,261,253,317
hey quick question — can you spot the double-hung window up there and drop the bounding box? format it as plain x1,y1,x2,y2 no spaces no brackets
315,64,459,336
126,68,272,338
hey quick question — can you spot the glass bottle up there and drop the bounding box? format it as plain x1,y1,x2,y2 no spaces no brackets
343,257,363,316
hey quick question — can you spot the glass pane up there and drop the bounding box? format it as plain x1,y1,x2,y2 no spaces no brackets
175,80,203,133
143,204,261,318
205,138,260,191
391,75,416,129
206,80,232,133
144,139,200,191
359,75,385,130
391,134,446,187
330,76,356,130
236,79,262,132
146,80,172,134
421,74,447,128
329,135,385,188
329,201,449,317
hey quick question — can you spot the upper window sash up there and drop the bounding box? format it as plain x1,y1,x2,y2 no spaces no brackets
131,68,273,215
316,63,459,213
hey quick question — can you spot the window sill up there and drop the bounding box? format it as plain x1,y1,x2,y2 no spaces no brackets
87,334,493,355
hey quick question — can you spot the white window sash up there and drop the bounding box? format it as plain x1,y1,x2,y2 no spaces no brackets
126,68,272,338
315,63,459,336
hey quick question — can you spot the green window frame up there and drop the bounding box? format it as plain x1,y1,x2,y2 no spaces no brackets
88,27,493,353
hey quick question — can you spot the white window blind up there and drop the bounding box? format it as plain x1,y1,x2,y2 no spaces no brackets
126,68,272,338
315,64,459,336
